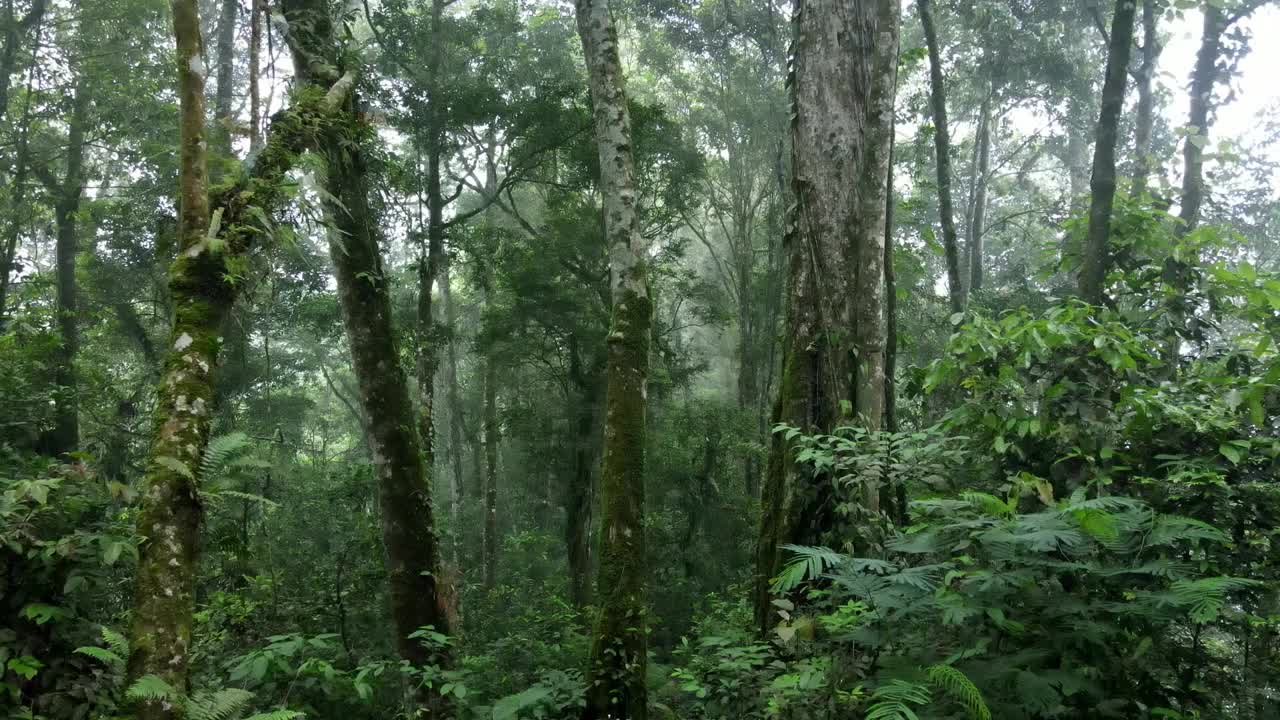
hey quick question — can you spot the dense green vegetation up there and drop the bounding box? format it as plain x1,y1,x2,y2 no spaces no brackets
3,0,1280,718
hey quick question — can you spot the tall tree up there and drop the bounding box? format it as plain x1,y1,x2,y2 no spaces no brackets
0,0,44,125
967,93,993,294
918,0,965,313
754,0,899,632
1078,0,1136,305
125,2,357,714
1131,0,1162,196
279,0,453,712
575,0,652,712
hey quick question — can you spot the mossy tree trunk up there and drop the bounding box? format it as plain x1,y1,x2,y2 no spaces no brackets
575,0,652,713
1131,0,1161,196
918,0,964,314
968,93,993,294
566,333,603,609
280,1,452,712
753,0,899,635
482,323,499,589
126,3,358,715
1078,0,1136,306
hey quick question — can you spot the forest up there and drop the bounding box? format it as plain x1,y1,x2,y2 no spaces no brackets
2,0,1280,717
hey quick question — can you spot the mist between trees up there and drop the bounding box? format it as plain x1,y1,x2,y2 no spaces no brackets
4,0,1280,718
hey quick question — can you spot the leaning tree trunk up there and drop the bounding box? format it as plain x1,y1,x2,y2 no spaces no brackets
280,3,452,713
126,2,357,716
918,0,964,314
1078,0,1136,306
575,0,652,712
754,0,899,634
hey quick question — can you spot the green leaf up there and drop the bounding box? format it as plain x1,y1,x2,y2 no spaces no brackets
6,656,43,680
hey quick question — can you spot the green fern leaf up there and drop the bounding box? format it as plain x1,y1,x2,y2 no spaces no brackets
243,710,304,720
771,545,847,593
126,674,180,703
186,688,254,720
927,665,991,720
74,645,123,668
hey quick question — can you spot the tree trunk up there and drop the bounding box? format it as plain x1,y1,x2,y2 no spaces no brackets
575,0,652,711
212,0,236,157
248,0,262,151
0,0,45,127
1178,6,1225,235
482,335,498,589
0,25,39,331
280,0,451,711
127,2,358,715
1131,0,1160,196
46,82,89,457
441,254,464,564
918,0,964,314
968,94,992,294
415,0,447,478
566,334,601,609
754,0,898,634
1078,0,1136,306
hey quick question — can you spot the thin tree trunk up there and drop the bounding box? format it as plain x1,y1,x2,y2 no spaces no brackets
482,328,498,589
281,1,452,713
1178,6,1224,235
415,0,447,477
442,255,464,565
1078,0,1136,305
0,25,39,330
754,0,899,634
46,82,89,456
248,0,262,151
1131,0,1160,196
566,334,601,609
0,0,45,127
918,0,964,314
212,0,236,157
968,94,992,294
575,0,652,710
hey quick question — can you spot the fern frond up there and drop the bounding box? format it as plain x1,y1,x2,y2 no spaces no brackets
1171,576,1261,623
771,545,847,593
186,688,254,720
101,626,129,657
204,490,281,510
927,665,991,720
201,432,252,480
74,645,123,669
867,680,930,720
126,674,180,703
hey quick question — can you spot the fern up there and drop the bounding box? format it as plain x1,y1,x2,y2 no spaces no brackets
771,545,847,593
201,432,252,480
866,679,930,720
127,674,180,703
74,645,123,668
1170,576,1261,623
927,665,991,720
101,626,129,658
187,688,254,720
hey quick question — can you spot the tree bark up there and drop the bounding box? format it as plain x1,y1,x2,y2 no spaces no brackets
482,327,498,589
1178,6,1225,235
248,0,262,151
1078,0,1136,306
574,0,652,711
45,81,90,456
968,94,992,294
281,1,452,712
212,0,237,157
918,0,964,314
127,2,360,714
441,254,465,564
566,333,602,609
1131,0,1160,196
0,0,45,127
0,19,39,331
754,0,898,634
